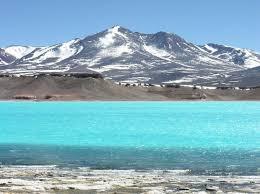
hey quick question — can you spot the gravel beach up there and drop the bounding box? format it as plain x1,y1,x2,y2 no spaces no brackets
0,166,259,193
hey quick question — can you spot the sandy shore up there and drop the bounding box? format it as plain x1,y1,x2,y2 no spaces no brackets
0,166,259,193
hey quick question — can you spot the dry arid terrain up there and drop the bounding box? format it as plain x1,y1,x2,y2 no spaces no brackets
0,75,260,101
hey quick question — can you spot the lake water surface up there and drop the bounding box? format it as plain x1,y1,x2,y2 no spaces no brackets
0,102,259,175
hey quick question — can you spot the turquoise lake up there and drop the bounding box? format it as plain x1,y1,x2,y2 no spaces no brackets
0,102,259,174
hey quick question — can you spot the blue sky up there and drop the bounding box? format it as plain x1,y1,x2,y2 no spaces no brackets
1,0,259,51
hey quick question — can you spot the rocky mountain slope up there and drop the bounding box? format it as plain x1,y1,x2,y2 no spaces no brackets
0,48,16,65
1,26,260,86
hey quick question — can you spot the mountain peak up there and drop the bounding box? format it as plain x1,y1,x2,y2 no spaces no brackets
110,25,122,30
107,25,122,33
95,25,131,48
107,25,131,34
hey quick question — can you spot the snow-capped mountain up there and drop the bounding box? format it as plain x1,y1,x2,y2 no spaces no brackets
1,26,260,86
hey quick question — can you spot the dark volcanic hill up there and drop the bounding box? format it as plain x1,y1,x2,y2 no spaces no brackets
1,26,260,86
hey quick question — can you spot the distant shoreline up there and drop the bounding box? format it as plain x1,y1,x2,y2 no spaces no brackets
0,75,260,101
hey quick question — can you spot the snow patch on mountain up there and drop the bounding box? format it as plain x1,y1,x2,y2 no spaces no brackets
196,55,222,66
89,63,141,73
203,44,218,54
0,58,7,65
98,44,133,58
143,44,174,62
4,46,36,59
164,77,196,84
242,49,260,68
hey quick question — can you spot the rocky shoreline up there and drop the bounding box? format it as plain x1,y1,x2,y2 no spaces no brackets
0,166,259,193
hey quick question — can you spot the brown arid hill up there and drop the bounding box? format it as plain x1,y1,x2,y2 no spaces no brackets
0,74,260,101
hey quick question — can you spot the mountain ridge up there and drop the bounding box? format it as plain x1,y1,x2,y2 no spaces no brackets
1,26,260,86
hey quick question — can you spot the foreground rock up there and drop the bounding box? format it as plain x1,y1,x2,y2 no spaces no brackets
0,166,259,193
0,74,260,101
